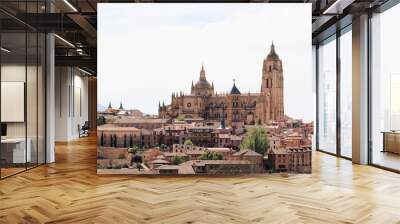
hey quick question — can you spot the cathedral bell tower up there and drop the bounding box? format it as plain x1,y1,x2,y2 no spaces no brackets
260,42,284,122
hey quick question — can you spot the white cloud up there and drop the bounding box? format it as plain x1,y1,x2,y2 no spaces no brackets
98,3,313,122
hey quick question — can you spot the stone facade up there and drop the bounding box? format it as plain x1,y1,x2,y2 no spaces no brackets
159,43,284,126
268,147,312,173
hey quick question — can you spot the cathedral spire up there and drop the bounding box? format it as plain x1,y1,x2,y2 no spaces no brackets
267,41,279,60
108,101,112,109
119,101,124,110
200,64,206,81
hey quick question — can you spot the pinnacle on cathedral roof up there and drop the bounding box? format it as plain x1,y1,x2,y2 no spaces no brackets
108,101,112,109
199,64,206,81
119,102,124,110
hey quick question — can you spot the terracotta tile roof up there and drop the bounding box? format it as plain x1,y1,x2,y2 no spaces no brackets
185,151,205,155
97,124,140,132
178,165,195,174
156,165,181,170
243,150,263,157
114,117,168,124
232,151,246,156
150,159,170,164
156,155,166,159
163,152,188,157
232,149,262,157
269,148,288,155
207,147,233,153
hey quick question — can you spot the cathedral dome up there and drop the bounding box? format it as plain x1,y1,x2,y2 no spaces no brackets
195,79,211,89
192,64,213,94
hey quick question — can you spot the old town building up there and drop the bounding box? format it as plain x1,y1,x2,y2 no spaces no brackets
267,147,312,173
159,43,284,126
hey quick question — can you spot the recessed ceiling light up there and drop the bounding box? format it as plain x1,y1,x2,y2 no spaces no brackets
1,47,11,53
54,34,75,48
323,0,354,15
63,0,78,12
78,67,93,76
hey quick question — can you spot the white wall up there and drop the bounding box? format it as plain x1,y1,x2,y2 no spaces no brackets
55,67,89,141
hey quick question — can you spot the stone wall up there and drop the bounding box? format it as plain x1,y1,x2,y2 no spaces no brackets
204,164,264,175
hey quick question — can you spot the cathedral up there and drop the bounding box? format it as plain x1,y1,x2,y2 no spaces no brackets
158,42,284,126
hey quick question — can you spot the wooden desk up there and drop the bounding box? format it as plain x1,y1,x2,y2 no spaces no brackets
382,131,400,154
1,138,31,164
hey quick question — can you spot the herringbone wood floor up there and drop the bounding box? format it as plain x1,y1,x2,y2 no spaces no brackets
1,136,400,224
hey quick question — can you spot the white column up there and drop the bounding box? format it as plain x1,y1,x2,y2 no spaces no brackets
352,14,369,164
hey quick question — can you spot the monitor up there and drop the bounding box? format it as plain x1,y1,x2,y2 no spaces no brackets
1,123,7,137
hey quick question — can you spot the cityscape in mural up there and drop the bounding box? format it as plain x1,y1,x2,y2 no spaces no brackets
97,43,314,175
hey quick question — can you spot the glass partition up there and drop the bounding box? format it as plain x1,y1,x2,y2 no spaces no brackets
317,36,337,154
339,28,352,158
0,2,46,179
0,31,28,177
371,3,400,171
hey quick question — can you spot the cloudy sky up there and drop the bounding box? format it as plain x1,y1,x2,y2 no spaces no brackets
98,3,314,122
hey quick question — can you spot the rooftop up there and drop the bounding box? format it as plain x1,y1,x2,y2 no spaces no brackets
97,124,140,132
114,117,169,124
207,147,233,153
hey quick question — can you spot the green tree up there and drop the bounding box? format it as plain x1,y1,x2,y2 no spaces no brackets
171,156,184,165
212,152,223,160
176,115,185,122
184,139,193,146
127,145,139,154
97,116,106,126
199,151,223,160
160,144,168,151
240,127,269,155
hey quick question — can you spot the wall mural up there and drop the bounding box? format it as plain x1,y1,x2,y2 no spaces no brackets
97,3,314,175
